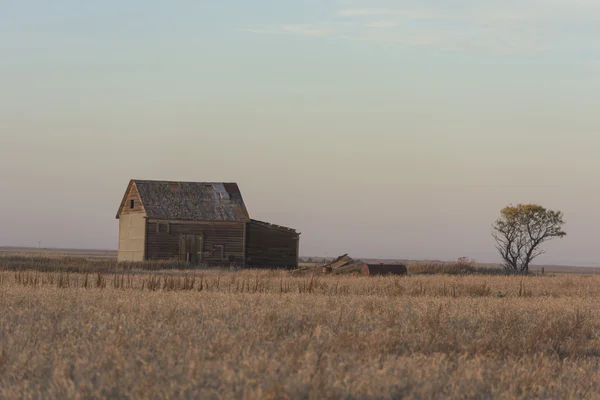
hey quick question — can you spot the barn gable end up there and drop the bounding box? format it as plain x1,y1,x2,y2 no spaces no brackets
116,181,147,262
116,180,146,218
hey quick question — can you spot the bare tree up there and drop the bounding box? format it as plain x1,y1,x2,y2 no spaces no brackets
492,204,566,273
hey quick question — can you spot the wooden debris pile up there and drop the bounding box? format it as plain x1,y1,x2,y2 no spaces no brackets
321,254,408,276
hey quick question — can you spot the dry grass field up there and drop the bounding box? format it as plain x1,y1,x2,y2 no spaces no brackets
2,256,600,399
0,247,117,260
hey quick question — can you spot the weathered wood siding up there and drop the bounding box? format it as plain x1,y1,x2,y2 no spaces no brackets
146,220,245,265
245,221,299,269
119,183,145,216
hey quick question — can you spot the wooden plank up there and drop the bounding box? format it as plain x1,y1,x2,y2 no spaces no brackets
179,235,186,261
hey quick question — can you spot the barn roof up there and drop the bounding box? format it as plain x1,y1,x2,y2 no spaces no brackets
116,180,250,221
250,219,299,235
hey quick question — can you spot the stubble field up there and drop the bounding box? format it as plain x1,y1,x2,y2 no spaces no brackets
1,260,600,399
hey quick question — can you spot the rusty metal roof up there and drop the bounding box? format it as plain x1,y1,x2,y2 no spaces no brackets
116,180,250,221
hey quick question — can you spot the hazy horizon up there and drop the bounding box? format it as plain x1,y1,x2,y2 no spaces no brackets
2,1,600,266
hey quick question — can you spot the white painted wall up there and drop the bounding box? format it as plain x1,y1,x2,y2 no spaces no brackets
117,213,146,262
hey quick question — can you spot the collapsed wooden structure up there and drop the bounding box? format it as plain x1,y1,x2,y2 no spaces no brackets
321,254,408,276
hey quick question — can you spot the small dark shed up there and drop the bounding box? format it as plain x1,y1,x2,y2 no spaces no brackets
116,179,300,268
361,264,408,276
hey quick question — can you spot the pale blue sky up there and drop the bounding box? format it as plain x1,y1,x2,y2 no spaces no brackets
1,1,600,264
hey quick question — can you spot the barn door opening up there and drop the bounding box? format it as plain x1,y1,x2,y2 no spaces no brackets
179,234,203,264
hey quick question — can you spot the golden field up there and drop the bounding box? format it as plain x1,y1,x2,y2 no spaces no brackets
1,257,600,398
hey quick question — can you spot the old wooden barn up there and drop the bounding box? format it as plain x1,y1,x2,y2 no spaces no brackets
116,180,300,268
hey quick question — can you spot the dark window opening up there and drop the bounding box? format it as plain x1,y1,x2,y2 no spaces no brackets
157,222,170,233
211,245,224,260
129,200,135,209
